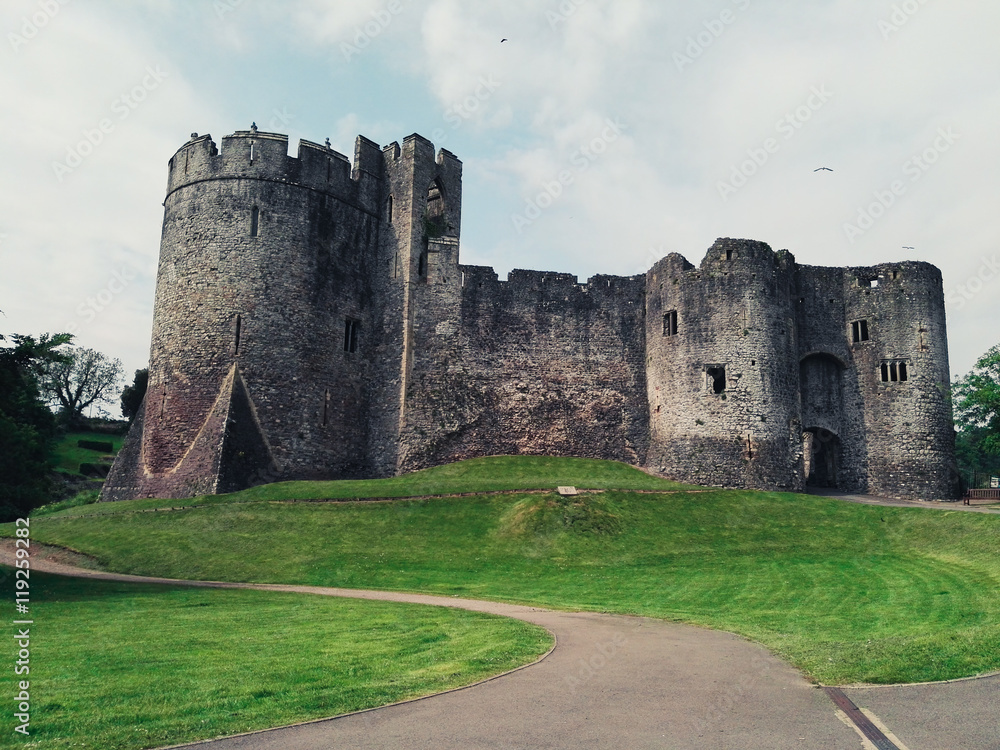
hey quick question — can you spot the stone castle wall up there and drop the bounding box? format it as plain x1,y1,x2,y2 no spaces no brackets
101,128,957,503
397,261,649,472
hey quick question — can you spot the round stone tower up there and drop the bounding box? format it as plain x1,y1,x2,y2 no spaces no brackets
645,239,803,491
843,261,955,499
108,126,386,498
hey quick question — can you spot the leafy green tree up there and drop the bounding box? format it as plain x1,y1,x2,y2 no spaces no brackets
952,343,1000,478
37,346,124,429
0,332,72,521
120,368,148,421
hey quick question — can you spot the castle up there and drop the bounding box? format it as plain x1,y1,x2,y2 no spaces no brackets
101,126,957,502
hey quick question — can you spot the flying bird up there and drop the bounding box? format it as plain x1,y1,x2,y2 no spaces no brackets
501,38,508,43
902,246,915,250
814,167,833,172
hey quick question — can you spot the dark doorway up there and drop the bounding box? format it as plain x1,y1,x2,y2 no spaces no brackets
804,428,841,488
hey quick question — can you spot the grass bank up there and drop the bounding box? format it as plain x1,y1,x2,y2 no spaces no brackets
0,571,551,750
8,458,1000,685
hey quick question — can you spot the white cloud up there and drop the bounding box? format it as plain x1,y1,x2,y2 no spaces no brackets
2,0,997,382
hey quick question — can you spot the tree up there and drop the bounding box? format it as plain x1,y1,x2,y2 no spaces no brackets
0,332,73,521
120,368,148,421
38,346,124,429
952,343,1000,466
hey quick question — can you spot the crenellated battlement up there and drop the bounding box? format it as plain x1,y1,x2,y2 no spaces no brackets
165,126,381,212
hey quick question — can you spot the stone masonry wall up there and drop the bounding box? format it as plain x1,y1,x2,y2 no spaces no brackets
645,239,803,491
396,261,649,472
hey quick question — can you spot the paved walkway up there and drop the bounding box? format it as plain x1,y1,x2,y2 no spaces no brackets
809,487,1000,514
6,541,999,749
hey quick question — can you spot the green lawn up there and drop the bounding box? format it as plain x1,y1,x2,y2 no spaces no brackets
52,430,123,477
0,571,551,750
11,457,999,686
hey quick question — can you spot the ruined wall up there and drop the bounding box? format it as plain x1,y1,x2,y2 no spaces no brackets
794,265,869,493
646,239,803,491
397,261,649,472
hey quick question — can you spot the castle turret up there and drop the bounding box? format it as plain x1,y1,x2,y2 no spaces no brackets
645,239,803,490
103,127,385,499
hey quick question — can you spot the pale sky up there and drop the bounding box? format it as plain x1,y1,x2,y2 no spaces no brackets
2,0,998,412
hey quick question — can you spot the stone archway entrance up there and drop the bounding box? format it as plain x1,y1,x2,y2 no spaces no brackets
803,428,841,488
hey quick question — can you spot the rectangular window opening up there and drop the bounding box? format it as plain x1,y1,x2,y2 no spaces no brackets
663,310,678,336
851,319,869,343
707,366,727,394
234,314,242,356
344,318,360,353
250,206,259,237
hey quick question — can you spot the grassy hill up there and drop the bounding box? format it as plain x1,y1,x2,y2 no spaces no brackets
10,456,1000,686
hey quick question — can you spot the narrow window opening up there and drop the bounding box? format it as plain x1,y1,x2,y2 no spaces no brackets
159,389,166,418
851,319,869,343
880,362,890,382
663,310,678,336
344,318,359,353
322,389,330,426
184,150,189,175
725,248,736,261
418,250,428,278
250,206,259,237
387,195,393,223
892,270,899,280
234,314,242,356
746,434,754,460
707,366,727,394
898,362,908,381
249,142,255,164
